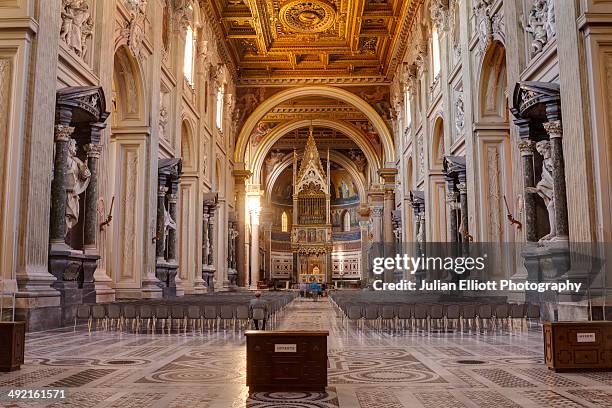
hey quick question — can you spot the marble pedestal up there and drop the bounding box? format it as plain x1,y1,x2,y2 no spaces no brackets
46,248,100,327
202,265,216,293
155,261,178,298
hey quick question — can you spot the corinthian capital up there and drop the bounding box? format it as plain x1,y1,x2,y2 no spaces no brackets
83,143,102,159
517,139,536,156
543,120,563,139
55,124,75,142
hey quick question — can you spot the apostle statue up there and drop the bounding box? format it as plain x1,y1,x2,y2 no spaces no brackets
65,138,91,233
526,140,556,241
163,202,177,242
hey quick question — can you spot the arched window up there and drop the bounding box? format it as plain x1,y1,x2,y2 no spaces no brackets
343,211,351,232
183,24,195,85
432,28,441,79
281,212,288,232
216,84,224,130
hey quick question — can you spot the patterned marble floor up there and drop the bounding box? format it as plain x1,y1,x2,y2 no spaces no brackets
2,298,612,407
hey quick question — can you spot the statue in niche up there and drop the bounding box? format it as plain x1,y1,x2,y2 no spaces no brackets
65,139,91,233
60,0,93,58
525,140,556,241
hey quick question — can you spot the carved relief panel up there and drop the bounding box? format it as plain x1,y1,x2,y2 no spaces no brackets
60,0,95,65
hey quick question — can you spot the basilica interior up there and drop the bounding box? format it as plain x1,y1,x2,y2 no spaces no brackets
2,0,612,406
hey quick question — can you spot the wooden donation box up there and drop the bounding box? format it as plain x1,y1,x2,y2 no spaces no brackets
245,330,329,392
0,322,26,372
543,321,612,371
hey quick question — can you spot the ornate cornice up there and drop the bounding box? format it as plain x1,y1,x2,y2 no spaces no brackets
385,0,425,80
198,0,238,78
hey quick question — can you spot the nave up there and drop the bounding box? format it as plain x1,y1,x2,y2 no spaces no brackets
2,298,612,407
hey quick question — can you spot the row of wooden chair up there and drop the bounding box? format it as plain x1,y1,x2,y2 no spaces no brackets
333,301,540,333
74,293,296,333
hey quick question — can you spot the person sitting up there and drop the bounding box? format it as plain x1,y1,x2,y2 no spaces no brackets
249,292,268,330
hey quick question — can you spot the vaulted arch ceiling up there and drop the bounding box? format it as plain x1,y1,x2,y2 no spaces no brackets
251,119,381,184
265,151,368,204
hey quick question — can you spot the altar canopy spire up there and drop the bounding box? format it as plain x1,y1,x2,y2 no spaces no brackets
295,126,328,195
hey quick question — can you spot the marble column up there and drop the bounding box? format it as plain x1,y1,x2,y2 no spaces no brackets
201,210,209,287
383,189,395,245
231,222,238,270
359,220,369,285
235,184,247,287
82,139,102,252
49,115,74,249
384,190,396,283
544,120,569,239
207,206,215,266
370,206,384,244
250,208,260,289
370,206,383,284
517,139,538,242
457,181,469,239
167,188,178,262
446,188,459,243
156,186,168,261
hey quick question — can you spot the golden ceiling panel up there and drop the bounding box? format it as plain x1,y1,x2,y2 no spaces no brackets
279,0,337,34
206,0,418,84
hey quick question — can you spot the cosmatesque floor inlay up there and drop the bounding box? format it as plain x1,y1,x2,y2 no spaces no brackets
2,297,612,407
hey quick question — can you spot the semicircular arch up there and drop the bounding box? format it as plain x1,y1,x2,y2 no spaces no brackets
234,86,395,166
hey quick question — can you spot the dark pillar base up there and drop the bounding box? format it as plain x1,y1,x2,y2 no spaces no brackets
202,267,216,293
156,262,178,298
48,249,100,327
51,281,83,327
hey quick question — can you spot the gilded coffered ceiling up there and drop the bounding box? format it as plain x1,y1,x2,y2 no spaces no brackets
204,0,419,85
